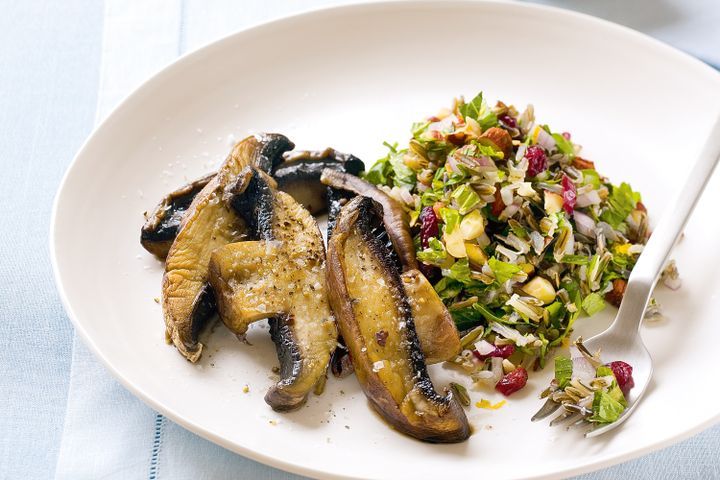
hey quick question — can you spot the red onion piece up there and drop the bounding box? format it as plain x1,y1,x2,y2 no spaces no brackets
573,210,597,238
562,175,577,214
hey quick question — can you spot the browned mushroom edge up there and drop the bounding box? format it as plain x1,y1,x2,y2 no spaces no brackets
326,196,469,443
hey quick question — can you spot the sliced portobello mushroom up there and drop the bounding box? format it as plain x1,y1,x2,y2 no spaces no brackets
141,173,214,259
320,168,418,270
326,196,470,443
276,148,363,215
162,134,293,362
141,148,363,258
208,167,337,411
321,169,461,364
400,269,460,365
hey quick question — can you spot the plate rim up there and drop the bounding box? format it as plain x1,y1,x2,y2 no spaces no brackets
50,1,720,479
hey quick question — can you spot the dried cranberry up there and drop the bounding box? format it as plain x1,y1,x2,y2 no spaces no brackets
497,344,515,358
607,361,635,395
472,344,515,361
499,114,517,129
495,367,528,396
561,174,577,214
419,206,439,248
525,146,547,177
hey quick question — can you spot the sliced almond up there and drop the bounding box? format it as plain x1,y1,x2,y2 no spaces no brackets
459,209,485,240
544,191,563,215
479,127,513,159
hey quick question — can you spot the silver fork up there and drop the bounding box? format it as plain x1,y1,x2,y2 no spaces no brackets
532,115,720,437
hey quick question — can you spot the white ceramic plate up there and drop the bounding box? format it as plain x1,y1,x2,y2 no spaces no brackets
51,1,720,479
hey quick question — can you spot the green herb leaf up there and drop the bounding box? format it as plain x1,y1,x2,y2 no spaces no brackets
561,278,580,301
611,252,629,269
597,365,628,408
552,133,575,156
509,221,528,239
608,382,628,408
388,152,416,190
546,301,565,324
363,155,391,185
472,303,508,324
478,112,499,131
554,355,573,388
561,254,590,265
451,305,482,330
417,237,449,267
440,207,461,234
446,258,473,284
411,121,430,139
582,169,601,189
459,93,484,121
550,279,582,348
488,257,522,284
434,277,463,301
471,141,505,160
459,92,498,130
600,182,640,227
451,184,481,215
590,390,626,424
382,141,398,153
582,293,607,316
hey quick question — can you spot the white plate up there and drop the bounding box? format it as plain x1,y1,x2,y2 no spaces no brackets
51,2,720,479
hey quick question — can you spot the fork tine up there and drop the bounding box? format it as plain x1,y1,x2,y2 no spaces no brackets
584,423,605,437
531,397,561,422
549,411,583,427
566,417,589,430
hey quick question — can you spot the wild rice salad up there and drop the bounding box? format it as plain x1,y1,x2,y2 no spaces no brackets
546,338,635,424
364,92,650,396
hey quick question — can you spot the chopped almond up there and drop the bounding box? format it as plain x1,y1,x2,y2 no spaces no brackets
572,156,595,170
605,278,627,307
479,127,513,159
491,188,504,217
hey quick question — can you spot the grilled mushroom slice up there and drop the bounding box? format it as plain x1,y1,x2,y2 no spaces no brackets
321,168,418,270
400,269,460,365
162,134,293,362
141,149,363,258
208,167,337,411
141,173,214,259
321,169,461,364
276,148,363,215
326,196,470,443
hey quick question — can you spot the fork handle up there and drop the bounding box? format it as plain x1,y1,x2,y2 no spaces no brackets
617,115,720,331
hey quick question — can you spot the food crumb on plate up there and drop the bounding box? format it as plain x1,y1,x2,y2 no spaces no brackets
476,399,506,410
